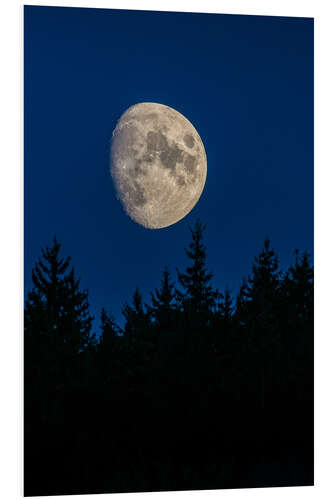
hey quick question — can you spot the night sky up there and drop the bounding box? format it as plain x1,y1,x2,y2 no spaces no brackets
24,6,313,328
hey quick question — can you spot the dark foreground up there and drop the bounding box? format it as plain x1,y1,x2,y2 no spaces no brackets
24,226,313,496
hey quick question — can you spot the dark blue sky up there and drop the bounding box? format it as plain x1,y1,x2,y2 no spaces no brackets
24,6,313,328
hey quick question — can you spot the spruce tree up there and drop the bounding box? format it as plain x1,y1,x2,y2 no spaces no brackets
176,219,216,319
25,236,93,356
100,308,120,344
24,236,95,460
148,267,176,331
218,286,233,323
283,250,313,323
247,238,280,315
122,287,151,342
245,238,282,410
210,286,234,356
280,250,314,368
234,277,249,326
97,308,121,384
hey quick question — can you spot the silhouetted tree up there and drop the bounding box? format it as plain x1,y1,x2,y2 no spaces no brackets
209,286,234,354
244,239,282,411
25,236,94,355
280,250,314,405
96,307,124,391
24,237,97,496
100,308,121,349
283,249,314,324
234,278,248,325
218,287,233,322
176,220,216,324
247,238,280,316
148,266,176,331
122,287,151,342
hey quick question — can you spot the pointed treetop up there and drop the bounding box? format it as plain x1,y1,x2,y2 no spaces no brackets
249,238,280,292
100,307,121,349
148,266,176,330
151,266,175,309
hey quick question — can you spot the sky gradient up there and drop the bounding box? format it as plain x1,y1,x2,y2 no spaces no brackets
24,6,314,327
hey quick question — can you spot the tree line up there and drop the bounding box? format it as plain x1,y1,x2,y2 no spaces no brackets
24,220,314,496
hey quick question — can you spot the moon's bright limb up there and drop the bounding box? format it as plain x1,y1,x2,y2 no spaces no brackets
110,102,207,229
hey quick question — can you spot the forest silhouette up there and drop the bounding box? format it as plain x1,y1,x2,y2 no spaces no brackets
24,220,314,496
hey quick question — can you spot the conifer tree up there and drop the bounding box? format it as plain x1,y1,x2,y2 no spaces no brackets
122,287,151,341
234,277,249,326
218,287,233,323
24,236,93,355
24,236,95,458
148,267,176,330
246,238,281,321
280,250,314,363
99,307,120,351
211,286,234,355
176,219,216,318
244,239,282,410
97,308,122,384
284,250,313,322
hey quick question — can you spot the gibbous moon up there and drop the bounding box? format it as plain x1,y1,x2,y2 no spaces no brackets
110,102,207,229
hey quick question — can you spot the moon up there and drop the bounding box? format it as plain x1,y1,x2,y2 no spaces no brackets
110,102,207,229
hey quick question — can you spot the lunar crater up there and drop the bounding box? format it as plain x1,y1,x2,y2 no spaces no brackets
184,133,195,148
